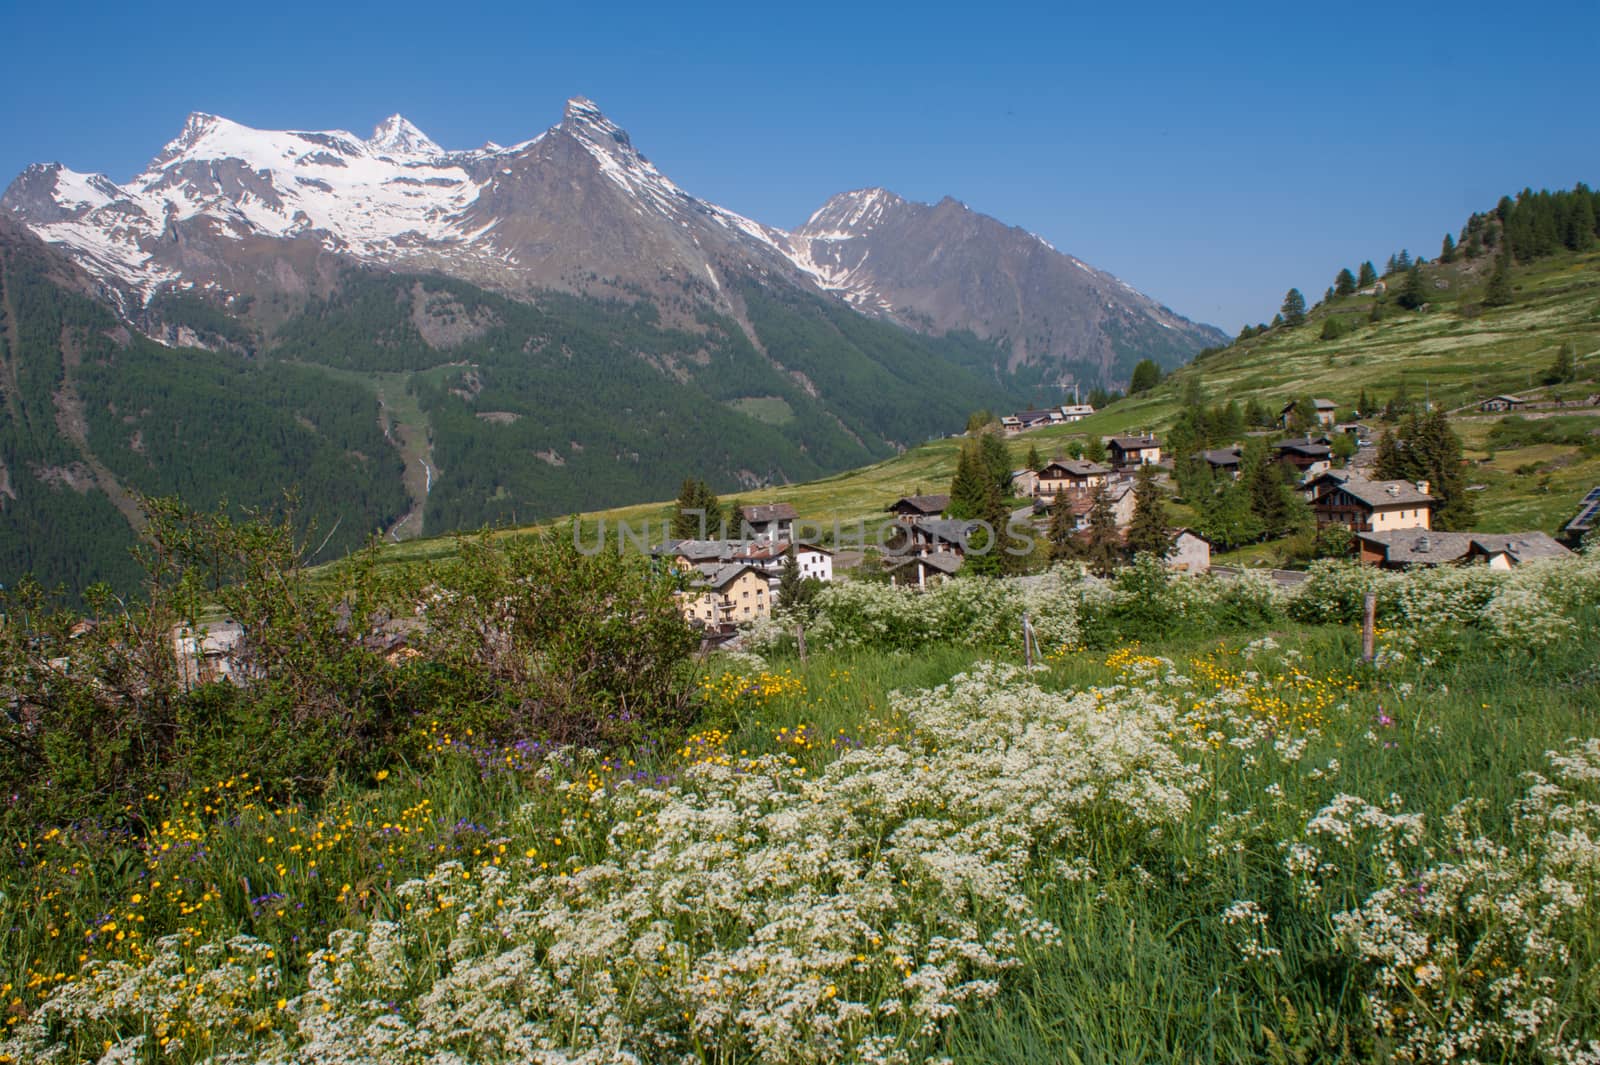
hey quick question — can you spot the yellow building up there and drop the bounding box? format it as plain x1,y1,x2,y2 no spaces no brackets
678,563,771,628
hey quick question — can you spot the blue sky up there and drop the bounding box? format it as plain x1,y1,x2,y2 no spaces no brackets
5,0,1597,331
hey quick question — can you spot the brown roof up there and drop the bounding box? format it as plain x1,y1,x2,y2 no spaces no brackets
1109,435,1161,449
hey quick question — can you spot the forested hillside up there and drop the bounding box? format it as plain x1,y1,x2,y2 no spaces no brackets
0,222,409,596
261,271,1016,535
0,224,1026,595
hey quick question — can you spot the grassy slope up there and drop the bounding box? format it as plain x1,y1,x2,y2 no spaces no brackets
351,252,1600,572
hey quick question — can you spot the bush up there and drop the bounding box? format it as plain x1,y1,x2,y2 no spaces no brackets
0,505,700,829
753,567,1087,655
401,527,699,746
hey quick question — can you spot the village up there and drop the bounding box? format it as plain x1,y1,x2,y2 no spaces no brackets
654,395,1591,634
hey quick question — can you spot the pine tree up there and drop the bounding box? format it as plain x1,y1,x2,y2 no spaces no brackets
1483,246,1514,307
1397,265,1429,310
1323,286,1335,306
1129,359,1162,393
1125,465,1171,559
1567,193,1597,252
1439,233,1457,263
1544,343,1576,385
670,478,720,539
1357,261,1379,288
1286,396,1317,431
775,549,819,618
1373,429,1404,478
1335,268,1357,296
979,430,1012,494
1358,387,1372,416
1025,444,1044,472
1047,492,1078,559
1246,447,1291,535
963,480,1014,577
1417,410,1474,530
1395,249,1413,272
1083,436,1108,464
1078,485,1123,577
1244,397,1269,428
1198,477,1263,549
947,440,991,520
1280,288,1308,327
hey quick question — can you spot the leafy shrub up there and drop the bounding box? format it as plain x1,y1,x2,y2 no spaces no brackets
0,504,699,829
398,528,699,746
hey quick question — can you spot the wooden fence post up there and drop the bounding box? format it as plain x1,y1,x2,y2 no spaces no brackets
1362,591,1377,663
1023,612,1035,667
794,623,808,664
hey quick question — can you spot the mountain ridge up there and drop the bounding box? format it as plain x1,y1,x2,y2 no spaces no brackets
2,97,1222,388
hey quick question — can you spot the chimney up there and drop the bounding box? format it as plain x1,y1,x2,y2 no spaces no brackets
1416,480,1430,496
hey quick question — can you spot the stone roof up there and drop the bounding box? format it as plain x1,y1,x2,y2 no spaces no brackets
1321,476,1434,508
907,518,983,548
1468,532,1574,563
1358,529,1573,566
887,494,949,515
1109,435,1161,450
740,502,798,523
1200,446,1243,467
889,551,963,575
1280,397,1337,412
1040,459,1110,478
1275,439,1333,458
690,562,764,589
1355,529,1473,565
654,538,731,562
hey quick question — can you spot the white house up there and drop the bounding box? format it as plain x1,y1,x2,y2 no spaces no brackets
1165,529,1212,575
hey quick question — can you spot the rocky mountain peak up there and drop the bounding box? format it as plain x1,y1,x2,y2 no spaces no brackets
367,114,441,157
797,188,907,237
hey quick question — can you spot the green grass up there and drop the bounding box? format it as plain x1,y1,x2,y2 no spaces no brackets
725,395,797,425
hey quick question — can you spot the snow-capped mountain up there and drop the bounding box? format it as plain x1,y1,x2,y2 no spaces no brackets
2,97,1222,385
